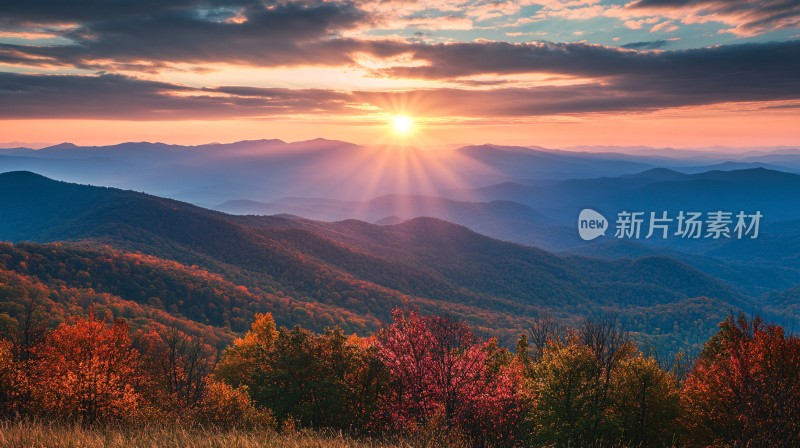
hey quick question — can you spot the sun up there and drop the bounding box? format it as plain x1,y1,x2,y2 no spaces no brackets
391,115,415,136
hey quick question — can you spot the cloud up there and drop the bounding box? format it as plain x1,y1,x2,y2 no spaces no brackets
627,0,800,36
1,0,277,24
0,0,797,122
649,20,678,32
351,75,800,117
368,40,800,113
630,0,693,5
1,0,796,73
623,17,661,29
2,38,799,121
0,72,352,119
621,40,669,49
0,0,390,69
378,40,800,94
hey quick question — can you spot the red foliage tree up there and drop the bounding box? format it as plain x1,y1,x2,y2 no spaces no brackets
375,309,525,446
683,314,800,447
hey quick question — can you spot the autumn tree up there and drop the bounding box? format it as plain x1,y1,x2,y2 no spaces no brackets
526,314,682,448
253,325,382,430
579,316,632,439
31,312,143,423
138,322,218,411
612,353,681,447
530,338,604,446
344,333,389,430
375,309,525,447
0,315,29,417
0,271,49,362
0,338,20,416
682,314,800,447
215,313,383,431
215,312,277,388
527,313,566,361
192,379,276,430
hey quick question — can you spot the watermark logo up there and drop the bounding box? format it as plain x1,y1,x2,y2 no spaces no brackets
577,209,763,241
578,209,608,241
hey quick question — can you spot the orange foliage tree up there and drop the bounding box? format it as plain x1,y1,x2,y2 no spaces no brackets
0,338,21,416
31,311,143,423
192,379,275,430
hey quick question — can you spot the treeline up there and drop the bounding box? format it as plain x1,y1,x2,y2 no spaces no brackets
1,308,799,447
0,242,740,354
0,242,381,337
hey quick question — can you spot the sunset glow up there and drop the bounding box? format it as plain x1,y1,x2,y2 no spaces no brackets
0,0,797,148
391,116,415,136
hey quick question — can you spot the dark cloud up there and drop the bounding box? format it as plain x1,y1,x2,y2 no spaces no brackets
0,39,406,72
2,38,799,119
453,79,513,87
0,73,352,119
352,77,800,117
1,0,290,24
383,40,800,81
1,0,795,74
2,44,799,120
206,85,351,112
0,0,795,123
0,0,392,69
628,0,800,35
621,40,669,49
379,40,800,105
381,41,650,79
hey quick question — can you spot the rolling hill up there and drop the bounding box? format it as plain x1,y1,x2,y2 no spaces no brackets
0,171,758,349
215,194,571,250
215,167,800,292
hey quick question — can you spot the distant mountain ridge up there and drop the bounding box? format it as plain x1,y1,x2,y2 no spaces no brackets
214,167,800,291
3,138,799,207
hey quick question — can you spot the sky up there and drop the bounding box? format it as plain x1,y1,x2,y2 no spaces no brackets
0,0,798,148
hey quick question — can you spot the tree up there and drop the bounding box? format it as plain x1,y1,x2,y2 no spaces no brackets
0,274,48,362
579,315,632,440
31,311,143,423
0,338,21,416
527,315,681,448
527,313,565,360
192,379,275,430
254,325,378,429
138,322,218,411
612,354,680,447
215,313,382,431
215,312,277,388
682,314,800,447
375,309,525,447
530,338,605,446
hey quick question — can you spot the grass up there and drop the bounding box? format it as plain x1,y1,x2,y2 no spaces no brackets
0,420,417,448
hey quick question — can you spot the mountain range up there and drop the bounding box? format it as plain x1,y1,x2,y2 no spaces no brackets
0,170,765,352
2,138,800,354
3,140,799,206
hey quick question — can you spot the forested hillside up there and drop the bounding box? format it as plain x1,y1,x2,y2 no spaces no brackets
0,172,751,350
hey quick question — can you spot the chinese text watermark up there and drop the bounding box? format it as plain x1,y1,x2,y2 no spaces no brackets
579,209,762,241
